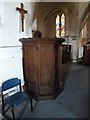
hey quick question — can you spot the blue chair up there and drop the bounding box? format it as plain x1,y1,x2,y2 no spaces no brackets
1,78,33,120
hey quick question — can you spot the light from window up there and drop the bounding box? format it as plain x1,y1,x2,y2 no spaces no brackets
61,14,65,36
56,15,60,38
56,14,65,38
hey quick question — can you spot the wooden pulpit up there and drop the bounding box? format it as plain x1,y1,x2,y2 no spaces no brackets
20,38,63,100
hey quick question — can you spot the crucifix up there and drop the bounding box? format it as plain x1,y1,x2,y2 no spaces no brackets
16,3,28,32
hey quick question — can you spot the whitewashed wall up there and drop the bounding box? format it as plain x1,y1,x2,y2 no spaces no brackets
0,2,32,86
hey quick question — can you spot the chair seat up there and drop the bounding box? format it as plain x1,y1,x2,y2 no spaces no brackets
5,91,29,106
2,78,33,120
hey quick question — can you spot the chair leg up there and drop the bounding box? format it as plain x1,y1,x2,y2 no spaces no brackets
2,103,5,116
29,97,33,112
11,106,15,120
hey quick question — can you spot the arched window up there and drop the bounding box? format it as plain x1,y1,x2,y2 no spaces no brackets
61,14,65,36
56,14,65,38
56,15,60,38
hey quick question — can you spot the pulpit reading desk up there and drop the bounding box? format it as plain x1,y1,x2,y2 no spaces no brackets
20,38,63,100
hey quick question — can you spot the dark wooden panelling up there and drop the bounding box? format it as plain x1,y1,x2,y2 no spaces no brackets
20,38,62,100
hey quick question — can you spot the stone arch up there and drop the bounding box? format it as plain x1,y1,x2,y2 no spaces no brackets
33,2,78,37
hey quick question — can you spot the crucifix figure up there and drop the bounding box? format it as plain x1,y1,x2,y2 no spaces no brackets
16,3,28,32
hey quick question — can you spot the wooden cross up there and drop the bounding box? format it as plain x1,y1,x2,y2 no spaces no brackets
16,3,28,32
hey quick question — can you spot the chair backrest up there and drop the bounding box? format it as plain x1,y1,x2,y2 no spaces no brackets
2,78,21,92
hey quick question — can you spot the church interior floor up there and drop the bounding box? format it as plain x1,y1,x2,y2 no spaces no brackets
0,62,88,119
